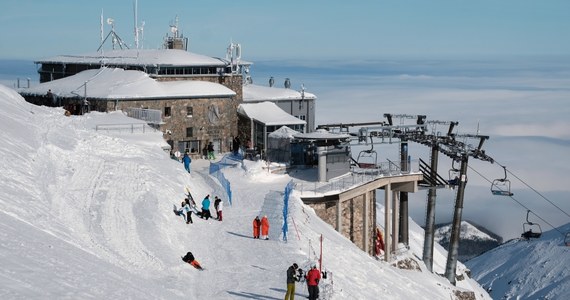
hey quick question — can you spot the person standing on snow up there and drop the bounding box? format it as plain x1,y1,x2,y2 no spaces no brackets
306,264,321,300
284,263,299,300
182,152,192,173
261,215,270,240
252,216,261,239
214,196,223,221
207,142,215,160
201,195,211,220
183,199,193,224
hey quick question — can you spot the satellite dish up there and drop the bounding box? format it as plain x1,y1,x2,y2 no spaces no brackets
107,18,114,25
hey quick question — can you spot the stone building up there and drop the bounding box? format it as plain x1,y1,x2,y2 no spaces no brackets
20,22,316,158
20,67,238,157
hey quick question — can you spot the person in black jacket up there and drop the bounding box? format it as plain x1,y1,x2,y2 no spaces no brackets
182,251,202,270
284,263,299,300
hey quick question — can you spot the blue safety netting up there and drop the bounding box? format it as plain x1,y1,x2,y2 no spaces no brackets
282,180,295,242
209,155,242,206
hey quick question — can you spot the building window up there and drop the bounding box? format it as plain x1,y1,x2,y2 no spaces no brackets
186,127,194,137
296,115,306,121
187,106,193,117
164,106,171,117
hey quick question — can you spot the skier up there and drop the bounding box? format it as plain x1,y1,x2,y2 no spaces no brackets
201,195,211,220
182,199,193,224
252,216,261,239
306,264,321,300
182,251,203,270
182,152,192,173
284,263,299,300
261,215,270,240
214,196,223,221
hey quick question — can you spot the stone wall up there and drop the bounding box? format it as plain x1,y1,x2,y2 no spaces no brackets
106,96,238,156
305,189,377,255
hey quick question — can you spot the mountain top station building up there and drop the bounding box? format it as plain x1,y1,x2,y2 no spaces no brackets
18,22,316,158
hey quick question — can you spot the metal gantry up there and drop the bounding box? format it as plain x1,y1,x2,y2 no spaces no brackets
317,113,495,285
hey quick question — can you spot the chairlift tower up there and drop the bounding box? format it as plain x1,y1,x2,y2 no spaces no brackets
317,114,496,281
438,133,493,285
417,119,458,273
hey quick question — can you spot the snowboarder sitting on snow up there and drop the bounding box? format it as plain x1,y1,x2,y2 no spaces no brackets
173,201,186,221
182,251,203,270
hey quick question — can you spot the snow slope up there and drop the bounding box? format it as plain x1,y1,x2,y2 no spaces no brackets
466,224,570,300
0,84,489,299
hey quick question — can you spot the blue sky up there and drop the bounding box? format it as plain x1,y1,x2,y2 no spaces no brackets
1,0,569,60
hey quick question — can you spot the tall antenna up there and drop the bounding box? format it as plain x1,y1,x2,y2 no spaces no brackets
100,9,104,52
133,0,139,49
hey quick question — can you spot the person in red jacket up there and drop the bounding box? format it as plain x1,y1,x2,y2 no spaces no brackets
306,264,321,300
260,215,270,240
252,216,261,239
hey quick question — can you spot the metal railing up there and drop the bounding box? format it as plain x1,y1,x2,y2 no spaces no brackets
95,123,154,134
124,108,163,124
295,159,420,196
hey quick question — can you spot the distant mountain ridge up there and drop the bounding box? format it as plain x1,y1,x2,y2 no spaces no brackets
434,220,503,262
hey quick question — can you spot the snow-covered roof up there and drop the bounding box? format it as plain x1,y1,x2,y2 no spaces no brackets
243,84,316,102
36,49,228,67
19,67,236,100
268,125,300,139
237,101,306,126
294,129,351,140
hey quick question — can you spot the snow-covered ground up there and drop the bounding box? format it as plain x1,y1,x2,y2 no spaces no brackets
0,84,491,299
467,225,570,300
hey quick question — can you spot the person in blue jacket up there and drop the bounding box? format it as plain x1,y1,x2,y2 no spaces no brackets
201,195,211,220
182,152,192,173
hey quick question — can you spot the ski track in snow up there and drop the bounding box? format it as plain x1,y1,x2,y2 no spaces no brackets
0,85,495,299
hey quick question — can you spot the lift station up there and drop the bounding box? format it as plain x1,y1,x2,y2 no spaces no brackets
315,113,495,285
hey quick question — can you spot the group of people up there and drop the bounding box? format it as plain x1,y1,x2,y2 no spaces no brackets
175,193,223,223
201,142,216,160
252,215,270,239
285,263,322,300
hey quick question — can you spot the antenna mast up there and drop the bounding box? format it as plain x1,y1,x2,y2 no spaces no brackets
133,0,139,49
100,9,104,53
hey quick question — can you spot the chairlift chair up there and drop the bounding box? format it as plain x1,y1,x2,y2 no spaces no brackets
521,210,542,239
357,149,378,169
448,160,460,186
491,166,514,196
356,136,378,169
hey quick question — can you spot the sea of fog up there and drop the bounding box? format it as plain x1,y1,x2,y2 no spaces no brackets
2,57,570,240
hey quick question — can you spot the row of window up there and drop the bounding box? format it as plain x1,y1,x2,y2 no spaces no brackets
155,66,229,76
164,106,193,118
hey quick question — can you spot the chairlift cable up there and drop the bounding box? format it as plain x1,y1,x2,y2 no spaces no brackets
493,161,570,219
468,165,565,236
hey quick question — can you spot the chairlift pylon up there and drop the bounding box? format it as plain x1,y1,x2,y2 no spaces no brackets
521,210,542,239
491,166,514,196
